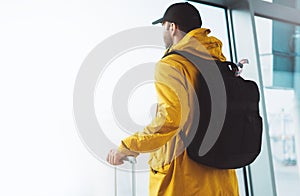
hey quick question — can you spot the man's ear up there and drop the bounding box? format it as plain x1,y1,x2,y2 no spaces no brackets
170,23,177,35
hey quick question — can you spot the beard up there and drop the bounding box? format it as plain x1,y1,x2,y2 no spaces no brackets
163,33,173,49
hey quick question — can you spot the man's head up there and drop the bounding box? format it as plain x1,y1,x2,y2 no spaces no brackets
152,2,202,48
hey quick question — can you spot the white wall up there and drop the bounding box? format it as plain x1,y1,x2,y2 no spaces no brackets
0,1,231,195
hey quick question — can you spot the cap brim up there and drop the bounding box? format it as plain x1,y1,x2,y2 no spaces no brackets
152,18,163,25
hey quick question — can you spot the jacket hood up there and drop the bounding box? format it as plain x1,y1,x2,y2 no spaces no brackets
167,28,226,61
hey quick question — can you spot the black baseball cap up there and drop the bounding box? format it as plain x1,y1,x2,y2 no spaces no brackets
152,2,202,29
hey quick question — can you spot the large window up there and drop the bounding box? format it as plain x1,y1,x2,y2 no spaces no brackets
255,16,300,196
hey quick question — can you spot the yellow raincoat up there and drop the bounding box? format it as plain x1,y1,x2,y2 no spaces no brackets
118,28,239,196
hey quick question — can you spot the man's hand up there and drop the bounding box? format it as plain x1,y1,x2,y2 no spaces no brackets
106,149,127,165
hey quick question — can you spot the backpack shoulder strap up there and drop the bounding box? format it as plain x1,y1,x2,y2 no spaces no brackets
162,50,239,76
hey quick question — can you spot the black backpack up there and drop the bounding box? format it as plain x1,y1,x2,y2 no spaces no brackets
163,50,263,169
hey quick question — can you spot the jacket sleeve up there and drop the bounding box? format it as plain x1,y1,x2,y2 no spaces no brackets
118,59,190,156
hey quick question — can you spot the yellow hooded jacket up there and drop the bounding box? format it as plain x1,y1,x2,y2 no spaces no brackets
118,28,239,196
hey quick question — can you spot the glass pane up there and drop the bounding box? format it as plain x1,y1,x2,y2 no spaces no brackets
236,169,247,196
255,16,300,196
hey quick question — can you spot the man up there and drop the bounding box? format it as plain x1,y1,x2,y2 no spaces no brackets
107,2,239,195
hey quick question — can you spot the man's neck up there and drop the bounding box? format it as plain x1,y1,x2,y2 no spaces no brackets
172,32,186,45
